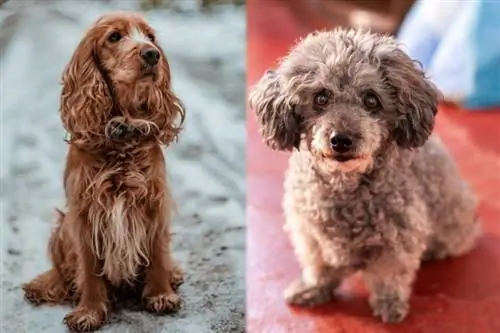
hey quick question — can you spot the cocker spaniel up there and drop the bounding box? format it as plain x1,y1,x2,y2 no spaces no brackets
23,12,185,332
249,28,481,323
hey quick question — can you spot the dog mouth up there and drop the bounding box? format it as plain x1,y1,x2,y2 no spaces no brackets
321,152,363,163
333,155,355,162
141,66,157,79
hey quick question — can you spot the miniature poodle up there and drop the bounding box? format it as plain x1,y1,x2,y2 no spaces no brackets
22,12,185,332
249,28,481,323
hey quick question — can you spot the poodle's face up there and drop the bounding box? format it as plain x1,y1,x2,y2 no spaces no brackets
249,29,439,173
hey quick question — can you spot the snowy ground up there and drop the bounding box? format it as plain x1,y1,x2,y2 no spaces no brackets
0,1,245,332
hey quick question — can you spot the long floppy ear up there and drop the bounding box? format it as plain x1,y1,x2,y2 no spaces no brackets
148,47,186,146
60,31,111,144
248,70,302,151
381,49,440,149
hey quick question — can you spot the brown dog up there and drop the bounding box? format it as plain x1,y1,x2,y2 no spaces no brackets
23,12,185,332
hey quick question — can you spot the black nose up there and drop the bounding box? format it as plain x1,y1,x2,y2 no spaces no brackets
140,48,160,66
330,133,353,153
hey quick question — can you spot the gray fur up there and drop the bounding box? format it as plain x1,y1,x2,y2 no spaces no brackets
249,28,480,323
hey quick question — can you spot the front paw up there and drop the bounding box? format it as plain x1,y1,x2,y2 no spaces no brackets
370,296,409,323
144,292,181,314
63,304,107,332
284,279,335,307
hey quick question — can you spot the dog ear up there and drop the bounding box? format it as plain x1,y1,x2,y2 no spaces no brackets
381,50,440,149
60,31,111,145
248,70,302,151
148,46,186,146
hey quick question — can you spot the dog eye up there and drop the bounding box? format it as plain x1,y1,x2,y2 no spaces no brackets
363,92,381,110
147,33,155,42
313,90,330,107
108,32,122,42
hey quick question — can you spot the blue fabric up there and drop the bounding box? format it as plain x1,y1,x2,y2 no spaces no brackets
398,0,500,110
468,2,500,108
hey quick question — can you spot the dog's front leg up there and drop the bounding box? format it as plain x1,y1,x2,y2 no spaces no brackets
142,227,182,314
284,216,351,307
362,251,420,323
64,216,109,332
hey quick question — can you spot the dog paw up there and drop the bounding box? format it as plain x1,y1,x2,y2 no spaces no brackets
144,292,181,314
63,305,107,332
284,279,334,307
23,281,67,305
23,283,46,306
370,296,409,323
170,266,184,290
23,271,71,305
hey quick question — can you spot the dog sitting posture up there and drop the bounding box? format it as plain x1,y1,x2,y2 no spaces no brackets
23,12,185,332
249,28,480,323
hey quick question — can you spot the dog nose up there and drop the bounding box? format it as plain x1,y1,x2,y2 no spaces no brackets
140,48,160,66
330,133,353,153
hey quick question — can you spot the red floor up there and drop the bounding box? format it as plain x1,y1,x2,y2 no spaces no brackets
246,1,500,333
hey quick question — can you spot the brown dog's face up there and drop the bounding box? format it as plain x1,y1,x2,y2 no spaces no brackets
95,13,165,91
60,12,185,147
249,28,439,174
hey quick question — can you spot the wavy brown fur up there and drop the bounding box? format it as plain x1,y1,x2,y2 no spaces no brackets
22,12,185,333
249,28,481,323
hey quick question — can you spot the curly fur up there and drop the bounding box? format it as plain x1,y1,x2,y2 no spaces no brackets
23,12,185,333
249,28,481,323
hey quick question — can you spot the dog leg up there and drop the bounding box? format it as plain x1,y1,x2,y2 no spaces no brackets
284,266,347,307
24,209,73,305
362,252,419,323
23,269,71,305
64,226,109,333
142,228,182,314
284,217,347,307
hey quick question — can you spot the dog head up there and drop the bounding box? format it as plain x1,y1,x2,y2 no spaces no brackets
249,28,439,173
60,12,185,147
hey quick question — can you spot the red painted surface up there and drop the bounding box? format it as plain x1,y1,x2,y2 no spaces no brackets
246,1,500,332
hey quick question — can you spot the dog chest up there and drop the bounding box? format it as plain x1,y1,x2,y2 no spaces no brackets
87,156,155,203
90,196,151,285
88,165,154,284
108,165,149,193
287,177,404,245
